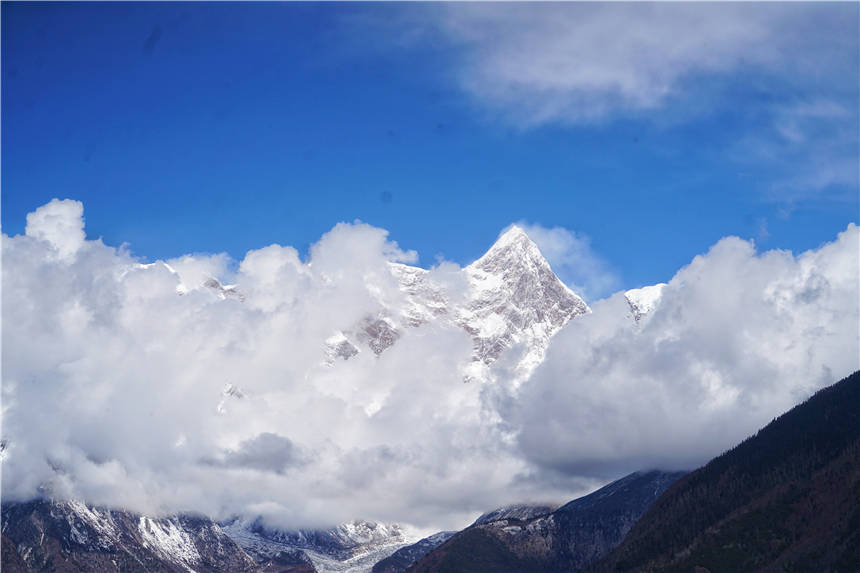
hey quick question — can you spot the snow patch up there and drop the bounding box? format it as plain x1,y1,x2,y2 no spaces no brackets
138,516,202,572
625,283,666,322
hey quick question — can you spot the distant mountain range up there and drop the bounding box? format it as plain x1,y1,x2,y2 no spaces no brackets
0,503,413,573
0,500,263,573
402,471,685,573
0,472,681,573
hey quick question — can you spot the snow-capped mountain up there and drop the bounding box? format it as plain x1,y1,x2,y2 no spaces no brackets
221,518,412,573
624,283,665,323
1,499,265,573
1,499,413,573
136,226,588,386
326,226,590,384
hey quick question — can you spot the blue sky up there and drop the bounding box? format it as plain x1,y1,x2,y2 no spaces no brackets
3,2,858,295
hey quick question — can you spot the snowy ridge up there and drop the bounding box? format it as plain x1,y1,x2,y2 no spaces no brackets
63,500,120,549
138,516,202,572
625,283,666,323
3,499,258,573
222,517,416,573
370,530,457,573
388,263,449,326
302,541,413,573
472,502,560,526
128,262,244,300
203,277,245,302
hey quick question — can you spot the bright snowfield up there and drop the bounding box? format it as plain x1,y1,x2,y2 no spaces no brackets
3,199,859,547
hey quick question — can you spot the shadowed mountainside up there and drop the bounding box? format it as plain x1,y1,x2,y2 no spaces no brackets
0,501,314,573
404,471,685,573
589,370,860,573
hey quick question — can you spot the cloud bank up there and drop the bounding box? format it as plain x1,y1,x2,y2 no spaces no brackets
514,228,859,477
2,199,857,532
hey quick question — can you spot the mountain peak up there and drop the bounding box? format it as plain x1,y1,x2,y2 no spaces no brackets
332,224,589,387
497,224,530,243
494,225,536,250
472,225,546,270
458,225,590,383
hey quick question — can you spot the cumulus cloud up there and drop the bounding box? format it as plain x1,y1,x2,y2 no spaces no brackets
24,199,86,260
1,200,857,533
1,202,504,529
512,226,860,478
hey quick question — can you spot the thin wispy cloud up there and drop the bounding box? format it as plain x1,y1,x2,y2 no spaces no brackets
375,3,859,206
425,3,855,126
740,98,860,203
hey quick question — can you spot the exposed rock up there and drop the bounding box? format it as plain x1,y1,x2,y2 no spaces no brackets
0,500,259,573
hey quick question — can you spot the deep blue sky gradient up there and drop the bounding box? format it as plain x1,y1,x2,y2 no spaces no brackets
3,3,857,290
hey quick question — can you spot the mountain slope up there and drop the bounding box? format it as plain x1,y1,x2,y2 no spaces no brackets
590,370,860,573
370,532,456,573
0,500,268,573
404,470,685,573
471,503,559,526
221,518,411,573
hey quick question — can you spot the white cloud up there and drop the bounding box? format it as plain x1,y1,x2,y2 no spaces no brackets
2,200,857,534
735,98,860,201
380,3,858,203
423,3,855,126
512,226,860,477
24,198,86,261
